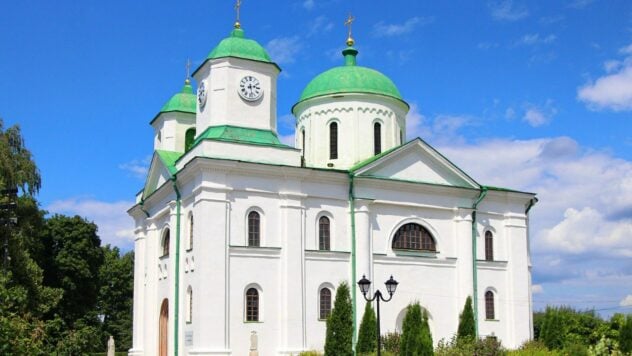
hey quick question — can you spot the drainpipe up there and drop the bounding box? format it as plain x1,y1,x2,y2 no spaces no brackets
348,173,358,352
171,177,182,356
471,187,488,338
139,200,150,218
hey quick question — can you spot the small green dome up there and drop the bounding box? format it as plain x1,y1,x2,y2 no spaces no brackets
295,47,407,109
159,81,196,114
207,28,275,65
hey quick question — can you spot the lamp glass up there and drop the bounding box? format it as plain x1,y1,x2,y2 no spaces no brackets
385,276,398,295
358,275,371,295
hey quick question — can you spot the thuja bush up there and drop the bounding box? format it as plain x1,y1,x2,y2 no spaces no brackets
357,302,377,354
324,282,353,356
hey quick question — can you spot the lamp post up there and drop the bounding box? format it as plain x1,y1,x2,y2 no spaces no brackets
357,274,398,356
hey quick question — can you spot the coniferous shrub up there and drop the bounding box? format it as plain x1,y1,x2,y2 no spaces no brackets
400,302,433,356
457,296,475,342
356,302,377,354
324,282,353,356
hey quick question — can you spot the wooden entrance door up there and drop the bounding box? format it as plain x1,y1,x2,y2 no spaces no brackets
159,299,168,356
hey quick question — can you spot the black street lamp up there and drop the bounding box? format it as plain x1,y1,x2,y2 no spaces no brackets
358,274,398,356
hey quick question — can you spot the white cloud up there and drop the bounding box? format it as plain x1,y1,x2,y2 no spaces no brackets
47,198,136,250
489,0,529,21
302,0,314,10
621,295,632,307
568,0,594,9
578,62,632,111
265,36,302,65
517,33,557,46
119,156,151,179
405,103,429,140
532,284,544,294
522,101,557,127
307,16,334,37
604,60,622,73
373,17,433,37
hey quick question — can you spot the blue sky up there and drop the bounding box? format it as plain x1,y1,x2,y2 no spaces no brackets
1,1,631,316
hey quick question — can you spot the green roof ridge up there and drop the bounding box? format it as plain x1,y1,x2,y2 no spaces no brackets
350,143,404,172
192,125,291,148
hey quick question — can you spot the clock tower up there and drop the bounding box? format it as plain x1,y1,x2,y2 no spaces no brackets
192,26,281,135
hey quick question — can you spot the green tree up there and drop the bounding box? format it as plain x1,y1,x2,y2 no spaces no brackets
457,296,475,342
539,307,565,350
98,245,134,351
356,301,377,354
400,302,433,356
324,282,353,356
0,118,41,195
620,314,632,354
43,215,104,325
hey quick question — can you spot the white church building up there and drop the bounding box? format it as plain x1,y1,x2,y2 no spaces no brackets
128,14,537,356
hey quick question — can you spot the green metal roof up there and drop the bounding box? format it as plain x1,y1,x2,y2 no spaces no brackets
156,150,181,176
150,81,196,124
294,46,407,110
192,125,291,148
207,28,275,65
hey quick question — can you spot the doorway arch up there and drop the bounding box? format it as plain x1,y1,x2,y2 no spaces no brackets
159,299,168,356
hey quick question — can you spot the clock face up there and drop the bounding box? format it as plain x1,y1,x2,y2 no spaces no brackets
197,81,207,108
239,75,263,101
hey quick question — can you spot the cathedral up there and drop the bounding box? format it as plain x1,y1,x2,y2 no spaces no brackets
128,10,537,356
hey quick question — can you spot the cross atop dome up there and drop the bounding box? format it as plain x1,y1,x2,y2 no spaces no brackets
344,13,355,46
234,0,242,29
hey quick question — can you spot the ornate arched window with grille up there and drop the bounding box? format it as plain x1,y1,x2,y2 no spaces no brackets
319,288,332,320
161,228,170,257
485,291,495,320
485,231,493,261
374,122,382,155
329,122,338,159
248,211,260,247
318,216,331,251
392,223,436,251
245,288,259,322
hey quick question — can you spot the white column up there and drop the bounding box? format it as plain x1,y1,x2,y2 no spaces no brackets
130,220,146,356
504,213,530,348
279,192,306,354
354,200,372,332
454,208,474,316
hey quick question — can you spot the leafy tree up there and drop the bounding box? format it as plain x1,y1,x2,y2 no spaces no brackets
357,301,377,354
0,118,41,195
324,282,353,356
457,296,475,342
42,215,104,324
400,302,433,356
620,314,632,354
98,245,134,351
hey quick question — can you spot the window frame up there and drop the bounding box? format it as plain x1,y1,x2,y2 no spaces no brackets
373,121,382,155
329,121,338,160
186,286,193,324
392,223,437,252
247,210,261,247
161,228,170,257
485,290,495,320
245,287,261,322
187,213,194,251
485,230,493,261
318,216,331,251
319,287,333,320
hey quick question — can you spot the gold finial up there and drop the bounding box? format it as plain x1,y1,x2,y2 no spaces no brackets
234,0,242,29
344,13,355,46
185,58,191,84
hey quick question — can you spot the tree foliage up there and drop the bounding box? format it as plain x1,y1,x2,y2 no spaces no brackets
357,301,377,354
0,118,41,195
457,296,475,342
620,314,632,354
400,302,433,356
324,282,353,356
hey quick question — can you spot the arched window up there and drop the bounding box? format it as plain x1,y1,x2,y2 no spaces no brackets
485,291,495,320
186,286,193,323
374,122,382,155
246,288,259,321
185,128,196,151
318,216,330,251
301,129,306,167
485,231,493,261
188,214,194,251
319,288,332,320
392,223,436,251
400,129,403,145
162,228,170,257
248,211,260,247
329,122,338,159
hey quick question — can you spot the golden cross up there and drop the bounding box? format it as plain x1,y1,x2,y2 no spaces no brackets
234,0,242,28
344,13,355,46
185,58,191,79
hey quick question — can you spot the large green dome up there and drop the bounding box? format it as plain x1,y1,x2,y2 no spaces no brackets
207,28,277,67
295,47,407,109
